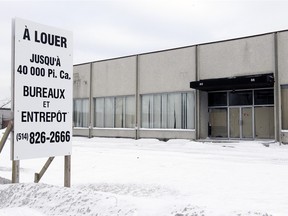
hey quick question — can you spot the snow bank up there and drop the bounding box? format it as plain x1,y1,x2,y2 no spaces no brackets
0,183,276,216
1,131,288,215
0,183,136,216
0,207,46,216
0,176,11,184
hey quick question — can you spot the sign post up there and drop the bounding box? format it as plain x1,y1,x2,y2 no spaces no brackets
11,18,73,185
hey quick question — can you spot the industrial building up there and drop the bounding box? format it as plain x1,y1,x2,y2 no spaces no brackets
73,30,288,143
0,108,12,129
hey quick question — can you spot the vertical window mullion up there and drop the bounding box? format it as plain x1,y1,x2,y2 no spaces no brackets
123,97,126,128
151,95,154,128
80,99,83,127
148,97,151,128
81,99,84,127
102,98,105,127
113,97,115,128
113,97,116,128
160,95,162,128
184,93,187,129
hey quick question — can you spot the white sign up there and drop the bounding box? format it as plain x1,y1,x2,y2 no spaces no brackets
12,18,73,160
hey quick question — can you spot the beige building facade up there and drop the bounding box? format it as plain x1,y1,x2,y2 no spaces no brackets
73,30,288,143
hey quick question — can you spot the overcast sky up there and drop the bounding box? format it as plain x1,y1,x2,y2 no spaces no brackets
1,0,288,103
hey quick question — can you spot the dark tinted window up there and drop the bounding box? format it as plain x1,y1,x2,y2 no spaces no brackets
229,91,252,106
254,89,274,105
208,92,227,106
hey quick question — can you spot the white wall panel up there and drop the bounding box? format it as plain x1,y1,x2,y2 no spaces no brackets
278,32,288,84
73,64,91,98
92,56,136,97
139,47,196,94
199,34,274,79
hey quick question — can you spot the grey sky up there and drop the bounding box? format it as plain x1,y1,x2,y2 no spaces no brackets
1,0,288,103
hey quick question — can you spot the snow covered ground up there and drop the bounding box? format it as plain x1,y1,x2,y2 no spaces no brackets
1,129,288,216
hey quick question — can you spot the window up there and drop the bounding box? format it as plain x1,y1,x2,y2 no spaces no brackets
142,95,153,128
104,97,114,127
282,85,288,130
255,106,274,138
208,92,227,106
254,89,274,105
95,98,104,127
167,93,182,129
229,91,252,106
209,108,228,138
141,92,195,129
94,96,135,128
115,97,124,128
125,96,135,128
208,89,274,139
73,98,89,127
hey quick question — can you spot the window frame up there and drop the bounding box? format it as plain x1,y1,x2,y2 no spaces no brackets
73,98,89,128
93,95,135,129
140,91,195,130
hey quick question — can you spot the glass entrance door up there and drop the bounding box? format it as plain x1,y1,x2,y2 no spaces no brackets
229,107,253,139
229,108,240,138
242,107,253,138
208,89,274,140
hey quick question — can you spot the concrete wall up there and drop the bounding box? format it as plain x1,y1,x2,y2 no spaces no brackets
278,32,288,85
199,91,208,139
137,47,196,140
73,128,89,137
92,56,137,97
197,33,278,141
73,31,288,141
73,48,198,140
73,64,91,99
278,31,288,142
91,128,136,138
90,57,137,138
73,64,90,136
199,34,275,80
139,47,196,94
0,109,12,129
139,129,195,140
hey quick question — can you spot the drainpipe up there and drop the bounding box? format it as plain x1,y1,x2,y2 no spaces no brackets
274,32,281,143
88,62,93,138
135,55,139,139
195,45,200,140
